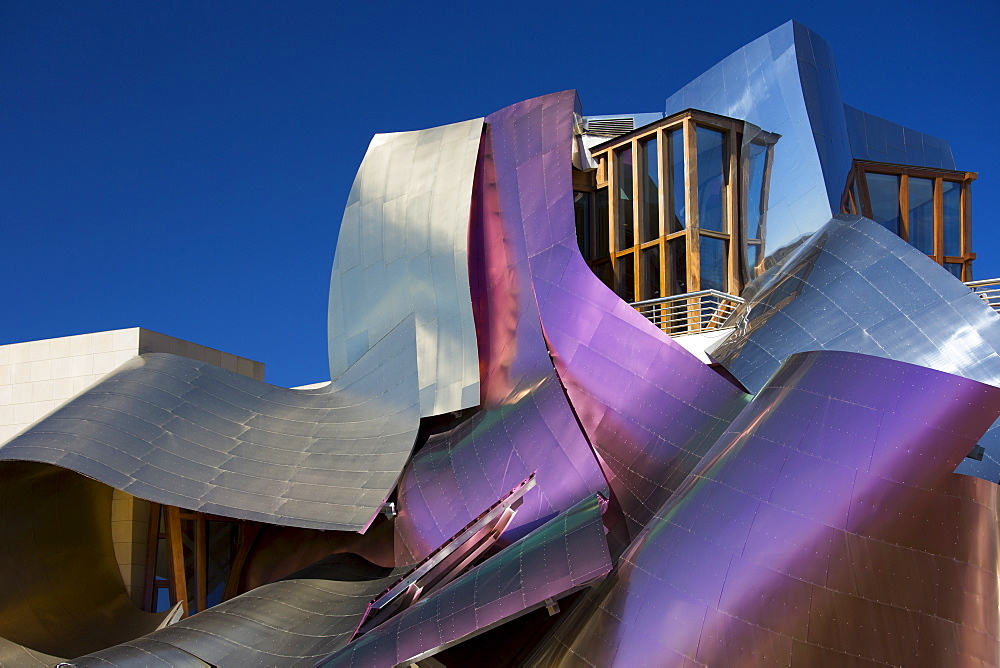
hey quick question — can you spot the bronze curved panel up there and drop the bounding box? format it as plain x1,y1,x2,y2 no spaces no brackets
0,462,168,659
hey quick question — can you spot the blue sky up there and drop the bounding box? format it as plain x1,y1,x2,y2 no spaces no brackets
2,1,997,386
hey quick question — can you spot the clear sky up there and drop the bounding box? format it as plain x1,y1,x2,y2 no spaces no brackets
3,1,997,386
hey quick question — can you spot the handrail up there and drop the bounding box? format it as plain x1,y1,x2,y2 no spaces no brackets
966,277,1000,314
630,290,744,337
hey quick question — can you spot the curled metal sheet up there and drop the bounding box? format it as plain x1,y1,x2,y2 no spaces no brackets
483,90,752,540
1,316,420,532
73,558,400,667
328,118,484,417
710,214,1000,481
0,462,169,660
63,639,210,667
529,351,1000,666
392,97,610,562
319,494,612,667
843,104,956,169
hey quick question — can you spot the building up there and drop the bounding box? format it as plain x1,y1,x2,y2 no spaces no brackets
0,20,998,666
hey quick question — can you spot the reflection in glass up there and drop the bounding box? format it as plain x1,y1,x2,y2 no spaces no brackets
668,237,687,295
908,177,934,254
943,181,962,257
747,243,760,273
865,173,901,235
696,127,726,233
945,262,963,279
574,191,591,259
640,245,661,300
700,236,727,292
595,188,609,258
668,130,686,233
616,253,635,302
641,137,659,243
747,142,767,240
616,146,634,249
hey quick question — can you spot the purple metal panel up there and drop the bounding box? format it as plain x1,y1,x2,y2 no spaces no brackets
318,494,611,668
529,350,1000,666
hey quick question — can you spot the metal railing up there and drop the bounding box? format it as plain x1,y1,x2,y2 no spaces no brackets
631,290,744,337
966,278,1000,313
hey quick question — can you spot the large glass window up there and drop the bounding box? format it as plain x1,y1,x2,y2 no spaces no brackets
696,127,726,233
668,129,686,233
641,137,659,243
865,172,902,235
943,180,962,257
615,146,634,250
908,177,934,254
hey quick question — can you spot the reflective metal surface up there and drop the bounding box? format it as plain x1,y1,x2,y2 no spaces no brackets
529,351,1000,666
74,559,400,667
1,317,420,532
844,104,956,169
0,462,169,660
328,118,484,417
319,494,612,667
710,214,1000,481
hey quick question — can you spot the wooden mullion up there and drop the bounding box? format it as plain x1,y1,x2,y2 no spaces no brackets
195,515,207,614
658,127,667,298
164,505,188,617
898,173,909,242
933,178,944,264
726,130,738,294
632,138,641,300
856,166,874,219
684,118,700,292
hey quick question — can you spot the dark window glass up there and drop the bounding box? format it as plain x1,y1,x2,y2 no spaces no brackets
943,181,962,256
640,245,661,300
865,172,901,235
668,237,687,295
616,146,634,250
747,142,767,240
574,191,591,258
594,189,609,258
696,127,726,233
615,253,635,302
908,177,934,254
594,261,614,290
700,236,727,292
668,130,686,233
945,262,963,279
641,137,659,243
155,587,171,612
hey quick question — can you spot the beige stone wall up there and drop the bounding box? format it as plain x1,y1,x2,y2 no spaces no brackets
111,489,152,607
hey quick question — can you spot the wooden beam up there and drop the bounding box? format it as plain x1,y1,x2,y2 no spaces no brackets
898,173,909,242
933,178,944,264
683,118,700,293
163,505,188,617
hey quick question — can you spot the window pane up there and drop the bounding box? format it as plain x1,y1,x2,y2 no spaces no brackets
593,261,613,290
615,254,635,302
616,146,634,249
574,191,591,258
700,236,727,292
943,181,962,256
908,177,934,254
667,130,686,233
696,127,726,233
594,188,609,258
865,172,901,235
641,137,659,243
668,237,687,295
747,243,761,276
640,245,661,300
945,262,963,279
747,142,767,240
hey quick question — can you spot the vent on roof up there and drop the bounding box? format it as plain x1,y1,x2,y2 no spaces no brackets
585,118,634,138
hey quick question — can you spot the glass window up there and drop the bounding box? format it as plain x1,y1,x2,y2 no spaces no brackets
574,191,591,258
864,172,901,235
945,262,963,279
700,236,727,292
747,142,767,240
668,237,687,295
747,243,761,274
943,181,962,257
641,137,659,243
615,253,635,302
667,130,686,233
696,127,726,233
594,188,609,258
593,261,613,290
908,177,934,254
640,245,661,300
616,146,634,250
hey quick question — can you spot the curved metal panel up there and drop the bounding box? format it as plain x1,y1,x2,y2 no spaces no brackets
318,494,612,667
73,562,399,667
392,99,610,562
710,214,1000,481
0,316,420,532
328,118,484,417
483,90,751,540
529,351,1000,666
0,462,168,659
